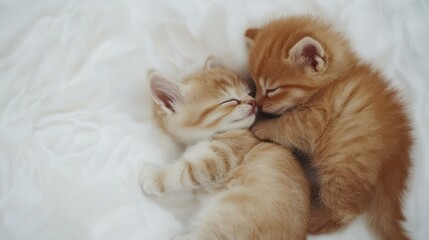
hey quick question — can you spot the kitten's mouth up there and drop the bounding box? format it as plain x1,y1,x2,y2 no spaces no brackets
232,112,256,123
249,107,258,116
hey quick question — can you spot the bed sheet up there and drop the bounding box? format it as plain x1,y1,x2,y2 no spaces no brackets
1,0,428,239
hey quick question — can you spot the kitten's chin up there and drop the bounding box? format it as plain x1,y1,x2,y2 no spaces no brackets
232,114,254,124
223,113,256,131
234,114,256,129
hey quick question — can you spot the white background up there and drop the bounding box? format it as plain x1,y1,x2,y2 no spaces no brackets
1,0,428,239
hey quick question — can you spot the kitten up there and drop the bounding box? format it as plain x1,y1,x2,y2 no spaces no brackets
140,59,310,240
245,16,412,240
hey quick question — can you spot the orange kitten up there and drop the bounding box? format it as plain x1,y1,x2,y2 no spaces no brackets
245,16,412,240
140,59,310,240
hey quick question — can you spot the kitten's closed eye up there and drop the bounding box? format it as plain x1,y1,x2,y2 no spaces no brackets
266,87,280,97
266,87,279,93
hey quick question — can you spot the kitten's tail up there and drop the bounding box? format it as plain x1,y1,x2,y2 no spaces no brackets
367,187,410,240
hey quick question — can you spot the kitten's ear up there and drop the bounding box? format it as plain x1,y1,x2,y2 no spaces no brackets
245,28,259,47
288,37,326,72
148,70,183,114
204,56,223,69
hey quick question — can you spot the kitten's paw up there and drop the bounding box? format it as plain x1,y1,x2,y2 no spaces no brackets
139,163,164,196
251,120,273,142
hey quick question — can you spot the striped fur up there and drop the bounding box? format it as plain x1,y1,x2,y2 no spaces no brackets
246,16,412,240
141,66,310,240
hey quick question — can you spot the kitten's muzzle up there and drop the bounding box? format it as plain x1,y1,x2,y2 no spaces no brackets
248,100,258,114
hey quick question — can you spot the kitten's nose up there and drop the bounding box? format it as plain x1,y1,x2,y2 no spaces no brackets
255,97,263,109
249,100,257,110
255,94,263,108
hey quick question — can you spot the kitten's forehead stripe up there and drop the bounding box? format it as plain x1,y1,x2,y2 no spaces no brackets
253,29,284,78
267,78,276,88
215,83,230,93
258,77,264,89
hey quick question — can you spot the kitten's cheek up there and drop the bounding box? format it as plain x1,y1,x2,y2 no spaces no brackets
260,103,275,114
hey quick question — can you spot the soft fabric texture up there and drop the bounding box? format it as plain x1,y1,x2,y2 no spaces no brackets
0,0,428,240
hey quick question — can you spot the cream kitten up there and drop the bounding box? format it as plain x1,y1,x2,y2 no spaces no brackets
140,59,310,240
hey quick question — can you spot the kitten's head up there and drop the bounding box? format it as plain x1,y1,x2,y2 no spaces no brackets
149,58,257,145
245,16,355,115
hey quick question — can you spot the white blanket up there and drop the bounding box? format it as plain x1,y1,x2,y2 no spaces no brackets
1,0,428,239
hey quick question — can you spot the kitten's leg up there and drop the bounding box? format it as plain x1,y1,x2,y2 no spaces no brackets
252,107,325,152
309,182,410,239
367,191,410,240
367,164,410,240
308,148,382,234
140,141,241,196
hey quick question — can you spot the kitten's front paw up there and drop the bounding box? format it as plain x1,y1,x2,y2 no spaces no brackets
139,163,164,196
251,120,274,142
